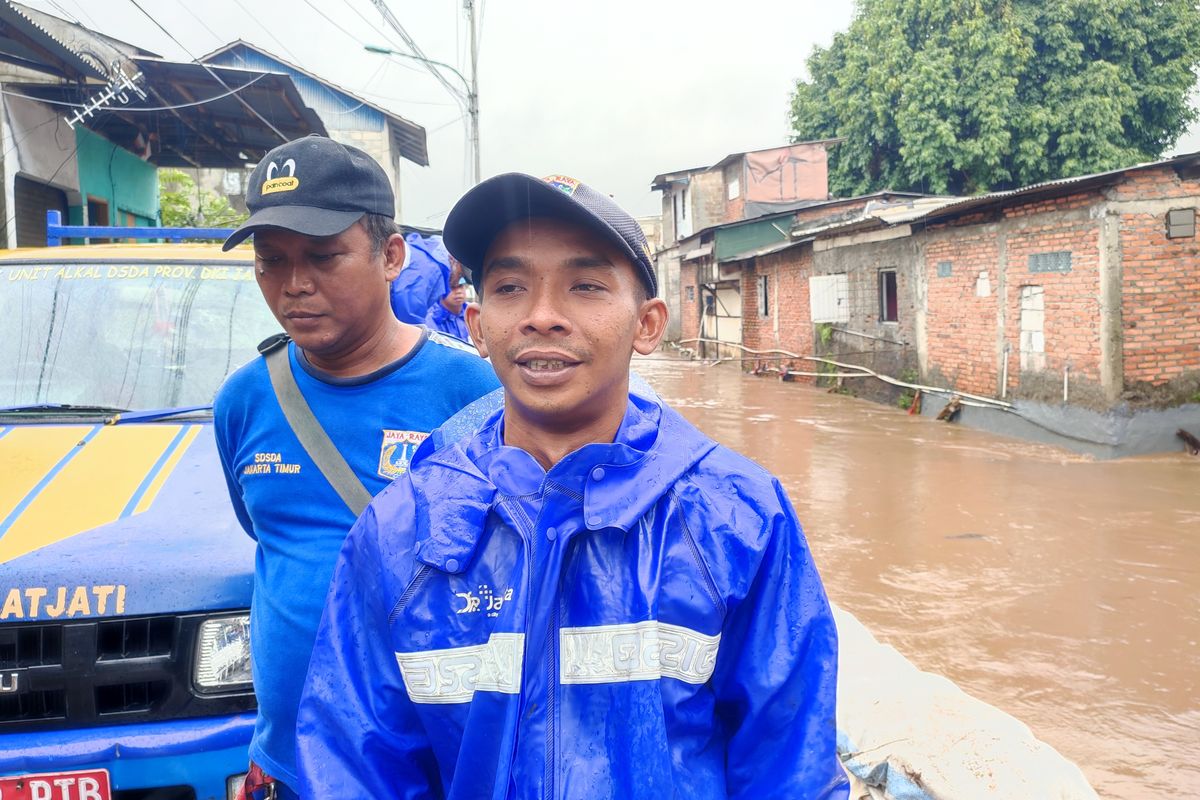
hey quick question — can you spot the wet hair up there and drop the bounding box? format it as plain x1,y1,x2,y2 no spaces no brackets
361,213,397,256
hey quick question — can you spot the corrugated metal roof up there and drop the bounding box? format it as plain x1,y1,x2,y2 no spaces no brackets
10,59,327,168
921,152,1200,222
201,40,429,166
0,1,112,79
650,165,709,189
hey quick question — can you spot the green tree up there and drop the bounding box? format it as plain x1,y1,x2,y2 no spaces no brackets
158,168,247,228
790,0,1200,196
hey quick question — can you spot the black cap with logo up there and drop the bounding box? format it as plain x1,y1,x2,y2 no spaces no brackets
222,134,394,251
442,173,658,297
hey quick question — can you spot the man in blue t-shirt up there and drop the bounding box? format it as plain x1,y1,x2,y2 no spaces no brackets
212,135,499,799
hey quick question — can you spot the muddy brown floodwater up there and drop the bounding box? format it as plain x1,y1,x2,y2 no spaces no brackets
637,354,1199,800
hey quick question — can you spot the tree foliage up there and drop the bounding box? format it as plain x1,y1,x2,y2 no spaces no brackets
790,0,1200,196
158,168,247,228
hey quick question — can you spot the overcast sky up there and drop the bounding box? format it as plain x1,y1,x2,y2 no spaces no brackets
22,0,859,226
22,0,1200,227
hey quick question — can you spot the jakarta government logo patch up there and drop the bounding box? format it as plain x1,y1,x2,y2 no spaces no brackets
378,430,429,479
543,174,581,196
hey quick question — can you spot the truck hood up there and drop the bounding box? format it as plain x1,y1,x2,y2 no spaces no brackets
0,422,254,621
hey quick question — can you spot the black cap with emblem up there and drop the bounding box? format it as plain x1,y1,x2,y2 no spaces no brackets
222,134,394,251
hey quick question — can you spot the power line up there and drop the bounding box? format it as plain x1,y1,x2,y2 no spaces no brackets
124,0,288,142
340,0,414,57
230,0,304,64
368,0,463,103
45,1,79,24
295,0,417,76
0,74,268,112
172,0,224,45
64,0,98,28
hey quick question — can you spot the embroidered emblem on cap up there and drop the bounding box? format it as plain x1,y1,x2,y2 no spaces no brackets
262,158,299,195
543,174,581,196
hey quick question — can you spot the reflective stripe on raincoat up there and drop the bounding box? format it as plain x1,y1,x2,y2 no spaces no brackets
296,393,848,800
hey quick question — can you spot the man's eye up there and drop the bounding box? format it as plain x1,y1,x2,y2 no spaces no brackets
311,252,337,262
493,282,523,294
573,282,604,292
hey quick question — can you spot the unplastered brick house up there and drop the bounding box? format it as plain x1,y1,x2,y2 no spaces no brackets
663,151,1200,411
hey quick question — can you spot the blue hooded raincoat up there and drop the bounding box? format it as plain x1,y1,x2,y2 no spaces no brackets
297,393,848,800
391,233,452,324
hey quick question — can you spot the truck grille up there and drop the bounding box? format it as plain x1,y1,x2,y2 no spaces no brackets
0,613,255,732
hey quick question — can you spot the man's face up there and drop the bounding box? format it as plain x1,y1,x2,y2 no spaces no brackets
252,221,403,359
443,283,468,314
465,217,667,431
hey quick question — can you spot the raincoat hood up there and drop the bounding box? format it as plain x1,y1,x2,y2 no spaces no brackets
409,393,717,575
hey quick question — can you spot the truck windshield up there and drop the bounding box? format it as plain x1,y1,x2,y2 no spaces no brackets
1,260,279,411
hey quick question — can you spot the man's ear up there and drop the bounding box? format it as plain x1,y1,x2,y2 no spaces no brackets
383,233,406,282
633,297,669,356
464,301,489,358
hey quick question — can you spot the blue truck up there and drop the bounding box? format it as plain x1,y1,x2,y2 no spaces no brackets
0,217,279,800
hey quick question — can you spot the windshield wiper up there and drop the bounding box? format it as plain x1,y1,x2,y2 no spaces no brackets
106,405,213,425
0,403,130,415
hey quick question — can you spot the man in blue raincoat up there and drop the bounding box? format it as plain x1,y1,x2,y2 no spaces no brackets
297,173,849,800
390,231,452,324
423,272,472,343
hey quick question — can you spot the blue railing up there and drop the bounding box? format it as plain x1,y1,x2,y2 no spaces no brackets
46,210,235,246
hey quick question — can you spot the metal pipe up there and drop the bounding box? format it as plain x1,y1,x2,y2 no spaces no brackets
829,327,908,346
673,338,1015,409
1001,345,1010,400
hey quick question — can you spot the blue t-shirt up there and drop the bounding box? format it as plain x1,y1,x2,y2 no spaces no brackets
423,301,472,343
213,329,499,786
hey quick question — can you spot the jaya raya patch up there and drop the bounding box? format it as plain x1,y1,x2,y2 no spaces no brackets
543,174,580,196
378,430,428,479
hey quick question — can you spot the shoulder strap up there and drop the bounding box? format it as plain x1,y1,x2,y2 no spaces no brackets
263,342,372,517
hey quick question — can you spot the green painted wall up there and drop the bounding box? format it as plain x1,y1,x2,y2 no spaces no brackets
73,127,159,226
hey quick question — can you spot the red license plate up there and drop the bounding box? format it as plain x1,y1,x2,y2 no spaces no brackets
0,769,110,800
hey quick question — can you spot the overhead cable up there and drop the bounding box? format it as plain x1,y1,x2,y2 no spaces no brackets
124,0,288,142
0,74,268,112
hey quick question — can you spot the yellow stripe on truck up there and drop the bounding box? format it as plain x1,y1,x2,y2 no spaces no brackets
0,425,185,564
133,425,202,515
0,426,92,523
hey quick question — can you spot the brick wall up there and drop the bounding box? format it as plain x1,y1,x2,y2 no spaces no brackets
797,161,1200,406
680,260,700,344
924,234,1002,394
1119,210,1200,385
1110,164,1200,202
1004,222,1102,386
740,247,815,379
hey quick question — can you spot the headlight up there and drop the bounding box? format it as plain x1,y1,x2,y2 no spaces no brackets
194,614,252,694
227,773,248,800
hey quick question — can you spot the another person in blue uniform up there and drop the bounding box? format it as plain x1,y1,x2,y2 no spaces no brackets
212,135,499,800
390,230,452,324
423,268,471,343
297,174,848,799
